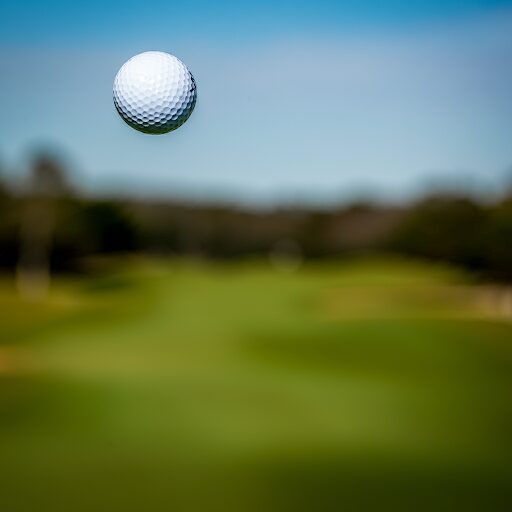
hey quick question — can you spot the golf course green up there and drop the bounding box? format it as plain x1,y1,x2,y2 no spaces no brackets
1,257,511,511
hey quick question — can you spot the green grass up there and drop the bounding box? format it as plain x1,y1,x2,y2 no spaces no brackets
0,257,511,511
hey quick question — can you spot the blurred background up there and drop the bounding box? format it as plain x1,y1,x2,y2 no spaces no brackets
1,1,512,510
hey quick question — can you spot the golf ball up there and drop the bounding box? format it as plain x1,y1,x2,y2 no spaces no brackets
113,51,197,135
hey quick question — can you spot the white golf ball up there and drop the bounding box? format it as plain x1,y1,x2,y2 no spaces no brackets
113,51,197,135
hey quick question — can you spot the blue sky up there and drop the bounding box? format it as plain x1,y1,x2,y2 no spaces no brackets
2,1,511,43
1,1,512,204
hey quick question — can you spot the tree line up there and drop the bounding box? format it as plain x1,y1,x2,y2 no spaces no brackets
0,152,511,284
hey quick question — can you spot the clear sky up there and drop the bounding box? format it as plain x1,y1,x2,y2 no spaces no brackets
1,1,511,204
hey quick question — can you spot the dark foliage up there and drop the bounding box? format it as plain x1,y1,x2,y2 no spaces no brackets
389,197,488,269
0,158,510,281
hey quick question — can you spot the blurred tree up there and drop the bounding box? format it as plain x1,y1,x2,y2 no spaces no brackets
16,152,71,299
483,198,512,281
80,201,139,254
390,196,487,270
299,211,333,258
0,165,18,269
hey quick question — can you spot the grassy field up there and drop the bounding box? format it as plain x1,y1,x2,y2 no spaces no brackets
0,257,511,511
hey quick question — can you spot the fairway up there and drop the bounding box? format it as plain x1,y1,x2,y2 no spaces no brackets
1,258,511,511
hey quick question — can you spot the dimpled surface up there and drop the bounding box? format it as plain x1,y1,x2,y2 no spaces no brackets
113,51,197,134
